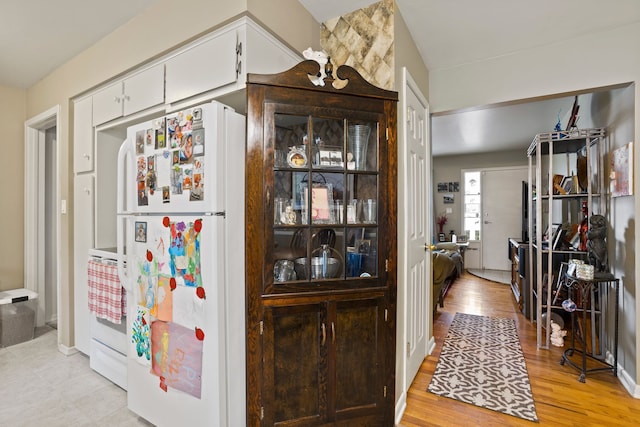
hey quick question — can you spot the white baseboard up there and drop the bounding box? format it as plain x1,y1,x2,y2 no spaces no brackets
58,343,78,356
394,391,407,426
427,336,436,355
617,363,640,398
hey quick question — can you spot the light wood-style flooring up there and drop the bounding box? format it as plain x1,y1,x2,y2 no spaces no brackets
400,272,640,426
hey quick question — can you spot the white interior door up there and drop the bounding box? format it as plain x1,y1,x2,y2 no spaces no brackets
481,167,527,270
403,71,431,388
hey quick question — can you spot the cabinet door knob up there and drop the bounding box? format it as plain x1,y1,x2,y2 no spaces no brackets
321,323,326,346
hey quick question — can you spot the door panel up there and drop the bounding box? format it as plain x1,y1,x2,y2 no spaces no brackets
334,299,382,414
92,81,123,126
73,174,95,355
404,71,430,388
263,304,325,426
482,168,528,270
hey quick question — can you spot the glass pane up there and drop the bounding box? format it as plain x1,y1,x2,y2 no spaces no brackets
465,171,481,195
345,228,377,278
346,120,377,171
274,171,299,226
310,117,344,169
346,174,377,225
464,171,481,240
292,227,344,281
274,114,309,169
273,229,305,283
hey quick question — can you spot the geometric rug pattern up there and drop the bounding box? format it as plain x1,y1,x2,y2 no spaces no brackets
428,313,539,422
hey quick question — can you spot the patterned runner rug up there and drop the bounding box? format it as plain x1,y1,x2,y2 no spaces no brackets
427,313,538,422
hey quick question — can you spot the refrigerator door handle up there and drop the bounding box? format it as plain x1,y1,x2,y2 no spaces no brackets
116,138,131,290
117,138,130,216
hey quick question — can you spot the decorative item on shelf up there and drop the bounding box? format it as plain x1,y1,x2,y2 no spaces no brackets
560,176,573,194
552,174,564,194
578,200,589,251
436,213,448,234
274,259,296,282
576,147,588,192
575,264,595,280
565,95,580,131
347,124,371,171
554,109,562,132
287,145,307,168
566,259,584,276
587,214,608,273
282,205,297,225
562,297,577,312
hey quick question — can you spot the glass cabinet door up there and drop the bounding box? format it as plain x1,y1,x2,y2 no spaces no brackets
270,112,381,290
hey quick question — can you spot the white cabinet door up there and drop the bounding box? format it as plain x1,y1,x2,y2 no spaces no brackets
73,174,95,355
92,81,124,126
241,20,301,82
123,63,165,116
73,97,93,173
165,29,237,104
93,64,165,126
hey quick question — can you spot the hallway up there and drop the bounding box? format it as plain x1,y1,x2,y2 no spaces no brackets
400,272,640,426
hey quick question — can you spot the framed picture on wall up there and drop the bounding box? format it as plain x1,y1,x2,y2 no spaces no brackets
438,233,446,242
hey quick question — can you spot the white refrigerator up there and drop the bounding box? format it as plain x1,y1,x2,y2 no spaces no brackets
116,101,246,427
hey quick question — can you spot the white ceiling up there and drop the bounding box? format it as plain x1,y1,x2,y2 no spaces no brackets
4,0,639,155
0,0,157,88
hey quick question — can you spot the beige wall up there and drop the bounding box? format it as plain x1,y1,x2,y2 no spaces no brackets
432,150,527,237
24,0,318,348
0,86,27,291
393,1,428,97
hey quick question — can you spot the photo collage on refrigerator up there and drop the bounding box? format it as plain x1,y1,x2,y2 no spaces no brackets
136,107,206,206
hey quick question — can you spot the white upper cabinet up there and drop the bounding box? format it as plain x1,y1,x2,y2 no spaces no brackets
73,96,94,173
165,29,238,104
92,63,165,126
123,64,165,116
165,18,301,105
239,19,301,84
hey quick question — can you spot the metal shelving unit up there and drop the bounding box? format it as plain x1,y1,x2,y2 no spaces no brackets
527,128,607,349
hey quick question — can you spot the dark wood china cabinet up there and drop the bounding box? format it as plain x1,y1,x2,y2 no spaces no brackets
245,60,398,426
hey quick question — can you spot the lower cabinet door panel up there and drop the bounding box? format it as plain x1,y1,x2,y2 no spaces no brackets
263,303,326,426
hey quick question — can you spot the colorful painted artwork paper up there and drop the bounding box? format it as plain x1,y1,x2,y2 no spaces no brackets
151,321,203,398
155,275,173,321
131,305,151,366
168,220,202,287
610,142,633,197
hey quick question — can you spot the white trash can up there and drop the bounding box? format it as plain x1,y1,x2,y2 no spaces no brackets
0,288,38,347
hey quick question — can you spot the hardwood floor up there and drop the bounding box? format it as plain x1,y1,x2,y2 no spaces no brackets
399,272,640,426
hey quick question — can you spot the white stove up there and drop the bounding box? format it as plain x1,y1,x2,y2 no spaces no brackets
88,247,128,390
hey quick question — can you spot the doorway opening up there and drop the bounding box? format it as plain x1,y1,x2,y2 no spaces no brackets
25,105,61,347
